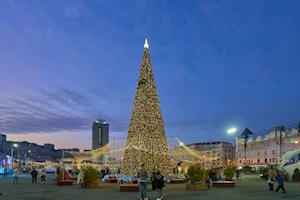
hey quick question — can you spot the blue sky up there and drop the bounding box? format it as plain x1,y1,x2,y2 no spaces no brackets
0,0,299,150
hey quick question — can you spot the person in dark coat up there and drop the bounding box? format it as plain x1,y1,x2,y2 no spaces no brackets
151,171,156,190
236,169,240,180
154,170,165,200
31,168,38,184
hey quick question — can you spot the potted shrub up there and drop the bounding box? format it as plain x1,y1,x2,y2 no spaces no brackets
224,167,235,181
83,166,99,188
185,164,207,191
292,168,300,181
212,167,235,187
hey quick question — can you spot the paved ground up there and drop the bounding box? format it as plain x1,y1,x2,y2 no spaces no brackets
0,174,299,200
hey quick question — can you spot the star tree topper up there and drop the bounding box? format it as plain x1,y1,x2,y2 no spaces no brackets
144,39,149,49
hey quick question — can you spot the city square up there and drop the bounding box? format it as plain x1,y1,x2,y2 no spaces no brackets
1,174,300,200
1,1,300,200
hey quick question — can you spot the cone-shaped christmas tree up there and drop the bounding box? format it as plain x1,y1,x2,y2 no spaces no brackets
121,39,172,175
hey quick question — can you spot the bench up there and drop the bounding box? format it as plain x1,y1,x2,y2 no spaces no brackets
105,178,118,183
69,177,77,181
170,179,186,184
212,181,235,187
53,180,74,186
120,184,139,192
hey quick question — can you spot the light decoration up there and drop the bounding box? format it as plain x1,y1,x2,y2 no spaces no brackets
27,137,221,171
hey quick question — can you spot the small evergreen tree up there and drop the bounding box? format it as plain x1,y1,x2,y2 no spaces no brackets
185,164,206,185
277,168,289,180
224,167,235,181
292,168,300,181
83,166,99,184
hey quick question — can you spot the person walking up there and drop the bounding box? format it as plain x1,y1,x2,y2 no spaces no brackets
151,171,156,190
3,167,8,178
40,169,47,184
12,168,19,184
267,166,277,191
137,163,149,200
77,170,85,188
205,177,211,189
31,168,38,184
154,170,165,200
275,173,286,193
236,169,240,180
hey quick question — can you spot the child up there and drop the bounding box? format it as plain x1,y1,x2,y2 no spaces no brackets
275,173,286,193
154,170,165,200
205,178,211,189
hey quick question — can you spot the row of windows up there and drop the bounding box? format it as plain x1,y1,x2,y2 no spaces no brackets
239,150,276,157
239,158,277,164
98,128,102,143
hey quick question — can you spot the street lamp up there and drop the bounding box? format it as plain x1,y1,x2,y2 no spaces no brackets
11,144,18,168
227,128,238,170
294,140,299,149
227,128,237,134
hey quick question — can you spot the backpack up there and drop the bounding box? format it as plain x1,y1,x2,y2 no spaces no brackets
155,175,165,189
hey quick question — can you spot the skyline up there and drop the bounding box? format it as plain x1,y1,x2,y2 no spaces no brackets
0,1,300,150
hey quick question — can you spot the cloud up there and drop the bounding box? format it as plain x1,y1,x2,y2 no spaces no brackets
0,87,127,134
52,0,93,19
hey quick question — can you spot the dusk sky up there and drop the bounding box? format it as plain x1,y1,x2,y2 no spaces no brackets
0,0,299,150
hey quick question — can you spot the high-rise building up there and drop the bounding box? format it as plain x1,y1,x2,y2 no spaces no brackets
0,134,7,143
92,119,109,150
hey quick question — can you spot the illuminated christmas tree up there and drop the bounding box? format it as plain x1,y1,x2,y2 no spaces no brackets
121,39,172,175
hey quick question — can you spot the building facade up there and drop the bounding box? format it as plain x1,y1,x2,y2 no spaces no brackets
237,127,300,168
0,134,76,165
92,119,109,150
187,141,235,169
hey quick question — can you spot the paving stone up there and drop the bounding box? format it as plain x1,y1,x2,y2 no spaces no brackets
0,174,299,200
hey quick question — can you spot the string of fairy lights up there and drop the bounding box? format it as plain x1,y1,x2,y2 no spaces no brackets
65,137,221,167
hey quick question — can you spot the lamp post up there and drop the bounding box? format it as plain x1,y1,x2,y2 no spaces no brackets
62,149,65,181
179,142,184,163
294,140,298,149
227,128,238,170
24,154,27,167
11,144,18,168
221,142,225,180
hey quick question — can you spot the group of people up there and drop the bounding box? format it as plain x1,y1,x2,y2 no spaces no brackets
11,167,47,184
138,163,165,200
265,166,286,193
